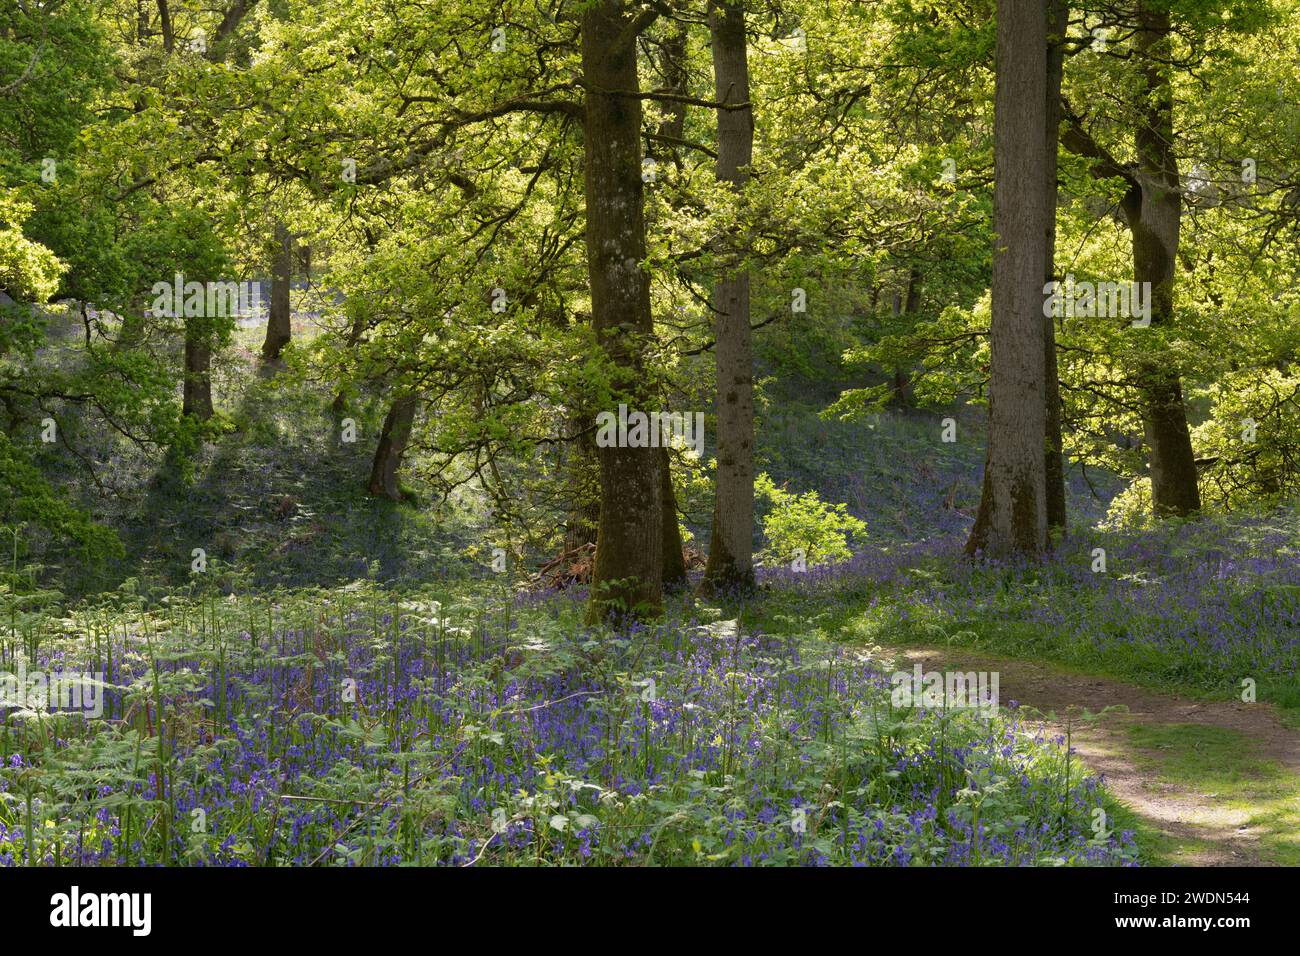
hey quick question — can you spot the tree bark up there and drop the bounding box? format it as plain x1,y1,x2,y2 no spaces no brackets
562,396,601,552
661,447,688,589
1057,2,1201,518
653,9,689,155
1130,1,1200,517
967,0,1049,558
155,0,174,53
889,266,921,408
262,221,292,363
699,0,756,597
1043,0,1068,534
648,6,691,591
330,296,369,415
182,330,213,420
582,2,664,623
367,394,417,501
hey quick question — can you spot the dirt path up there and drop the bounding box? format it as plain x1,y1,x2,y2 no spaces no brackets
892,645,1300,866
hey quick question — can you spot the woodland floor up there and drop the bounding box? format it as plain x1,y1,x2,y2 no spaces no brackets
40,333,1297,867
894,644,1300,866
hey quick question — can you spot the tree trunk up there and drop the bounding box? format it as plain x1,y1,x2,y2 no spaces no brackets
699,0,756,597
330,297,369,415
889,266,920,408
1130,2,1200,517
117,294,148,349
649,6,692,589
182,329,213,420
654,8,689,156
562,399,601,552
966,0,1049,558
155,0,174,53
582,2,664,623
154,0,211,423
262,221,292,363
367,395,417,501
565,494,601,554
1043,0,1068,534
661,447,688,589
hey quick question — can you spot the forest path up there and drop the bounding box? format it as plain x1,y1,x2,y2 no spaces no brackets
892,645,1300,866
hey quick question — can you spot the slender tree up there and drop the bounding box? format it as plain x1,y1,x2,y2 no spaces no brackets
661,446,688,588
262,221,292,363
150,6,213,421
367,394,418,501
1128,0,1200,517
1043,0,1069,533
562,402,602,552
1060,0,1201,517
967,0,1050,557
890,266,921,408
699,0,756,596
645,6,694,592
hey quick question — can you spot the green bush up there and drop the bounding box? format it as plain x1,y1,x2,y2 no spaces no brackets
755,472,866,568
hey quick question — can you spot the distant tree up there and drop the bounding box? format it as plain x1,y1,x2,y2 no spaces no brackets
262,221,292,364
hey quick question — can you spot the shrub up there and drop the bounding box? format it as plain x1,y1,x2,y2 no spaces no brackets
755,472,866,568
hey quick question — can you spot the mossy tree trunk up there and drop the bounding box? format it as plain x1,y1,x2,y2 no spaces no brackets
967,0,1049,558
582,1,664,623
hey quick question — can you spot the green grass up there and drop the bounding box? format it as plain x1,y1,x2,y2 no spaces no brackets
1123,723,1300,866
743,573,1300,867
1097,794,1179,866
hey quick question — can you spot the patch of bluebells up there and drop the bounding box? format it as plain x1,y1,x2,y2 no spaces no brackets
0,589,1135,867
763,509,1300,687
